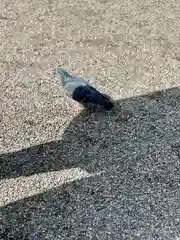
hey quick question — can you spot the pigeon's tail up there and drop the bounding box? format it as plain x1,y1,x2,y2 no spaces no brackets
72,85,114,110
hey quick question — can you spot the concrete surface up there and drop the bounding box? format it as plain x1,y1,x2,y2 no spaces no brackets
1,0,180,239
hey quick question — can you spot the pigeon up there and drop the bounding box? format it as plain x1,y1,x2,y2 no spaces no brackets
54,68,114,110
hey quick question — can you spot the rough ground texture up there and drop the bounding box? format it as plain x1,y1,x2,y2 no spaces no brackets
1,0,180,239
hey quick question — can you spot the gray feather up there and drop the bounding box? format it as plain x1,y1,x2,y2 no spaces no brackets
55,68,88,96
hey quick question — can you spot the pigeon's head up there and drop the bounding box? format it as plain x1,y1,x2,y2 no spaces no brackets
54,68,71,83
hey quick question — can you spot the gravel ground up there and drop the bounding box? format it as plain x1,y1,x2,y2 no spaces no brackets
1,0,180,239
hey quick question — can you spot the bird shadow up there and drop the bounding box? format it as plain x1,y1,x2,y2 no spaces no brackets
1,87,180,179
1,87,180,239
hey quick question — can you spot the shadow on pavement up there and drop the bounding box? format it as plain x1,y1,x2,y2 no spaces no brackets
1,87,180,239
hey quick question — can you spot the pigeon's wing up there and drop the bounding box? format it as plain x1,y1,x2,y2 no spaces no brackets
71,76,89,85
64,77,87,96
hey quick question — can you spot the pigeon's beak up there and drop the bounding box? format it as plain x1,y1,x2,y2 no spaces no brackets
54,68,63,76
